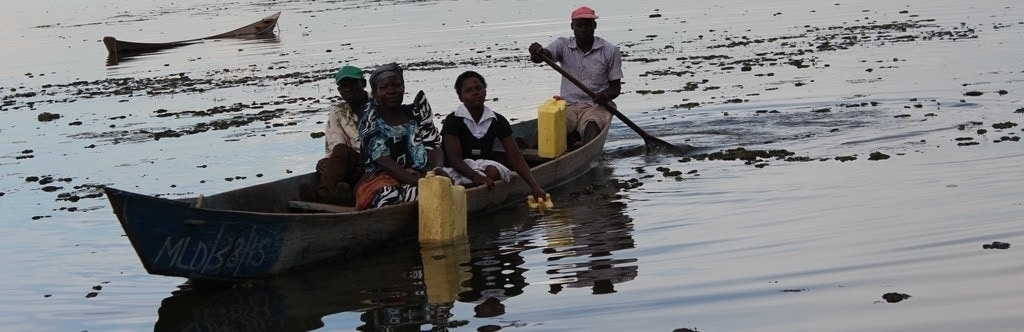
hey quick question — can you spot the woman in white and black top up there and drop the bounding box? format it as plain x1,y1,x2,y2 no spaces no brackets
439,71,546,200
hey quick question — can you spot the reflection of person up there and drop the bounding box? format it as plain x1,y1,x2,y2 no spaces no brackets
438,71,546,199
354,63,444,210
358,304,431,332
458,246,528,319
473,297,505,318
300,65,368,206
528,5,622,147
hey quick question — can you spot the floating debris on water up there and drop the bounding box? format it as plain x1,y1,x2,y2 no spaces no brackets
983,241,1011,250
881,292,911,303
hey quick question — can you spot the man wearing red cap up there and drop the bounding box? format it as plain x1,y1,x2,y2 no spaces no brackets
529,5,623,147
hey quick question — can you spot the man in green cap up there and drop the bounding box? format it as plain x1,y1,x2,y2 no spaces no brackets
301,65,370,205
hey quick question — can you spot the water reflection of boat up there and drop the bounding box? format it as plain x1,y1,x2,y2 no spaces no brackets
105,36,281,66
155,243,471,332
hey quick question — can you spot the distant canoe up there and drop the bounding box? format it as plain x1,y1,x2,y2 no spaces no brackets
203,11,282,39
104,118,609,282
103,11,281,57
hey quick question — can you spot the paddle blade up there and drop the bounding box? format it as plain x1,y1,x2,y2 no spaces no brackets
641,134,695,156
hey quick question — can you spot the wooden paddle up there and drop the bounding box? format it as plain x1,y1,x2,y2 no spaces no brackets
537,53,694,156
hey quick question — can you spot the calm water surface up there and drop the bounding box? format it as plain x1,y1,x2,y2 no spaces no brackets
2,0,1023,331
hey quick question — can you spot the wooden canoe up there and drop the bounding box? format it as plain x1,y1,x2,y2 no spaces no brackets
104,119,609,281
103,11,281,57
203,11,281,39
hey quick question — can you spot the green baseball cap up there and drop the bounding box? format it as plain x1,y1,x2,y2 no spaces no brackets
334,65,364,84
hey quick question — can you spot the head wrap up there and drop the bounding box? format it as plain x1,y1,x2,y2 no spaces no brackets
369,63,404,95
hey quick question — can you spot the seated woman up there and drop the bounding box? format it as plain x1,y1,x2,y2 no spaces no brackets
354,63,445,210
438,70,546,200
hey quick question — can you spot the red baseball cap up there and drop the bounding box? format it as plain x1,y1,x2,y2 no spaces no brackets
571,6,598,20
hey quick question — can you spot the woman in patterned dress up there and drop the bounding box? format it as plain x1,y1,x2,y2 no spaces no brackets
354,63,445,210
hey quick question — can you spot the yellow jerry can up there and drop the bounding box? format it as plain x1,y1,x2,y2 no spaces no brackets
418,171,467,246
537,97,567,158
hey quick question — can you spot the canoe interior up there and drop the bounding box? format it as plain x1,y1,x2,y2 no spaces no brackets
193,119,547,214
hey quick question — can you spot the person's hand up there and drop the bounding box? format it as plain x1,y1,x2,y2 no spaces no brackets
315,158,327,175
473,173,496,189
528,43,544,57
593,90,610,106
432,167,449,179
530,188,547,202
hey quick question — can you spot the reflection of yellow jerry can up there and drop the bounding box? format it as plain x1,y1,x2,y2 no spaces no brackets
418,172,467,246
537,97,567,158
421,242,472,304
544,212,576,248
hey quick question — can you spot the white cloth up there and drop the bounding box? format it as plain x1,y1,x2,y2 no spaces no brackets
441,159,513,186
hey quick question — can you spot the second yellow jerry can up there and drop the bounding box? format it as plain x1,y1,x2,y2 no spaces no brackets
537,97,567,158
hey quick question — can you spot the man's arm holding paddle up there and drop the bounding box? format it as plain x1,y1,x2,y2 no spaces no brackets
527,42,693,156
